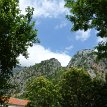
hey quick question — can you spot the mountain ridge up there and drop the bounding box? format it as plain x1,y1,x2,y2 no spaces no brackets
68,49,107,78
11,49,107,97
11,58,62,97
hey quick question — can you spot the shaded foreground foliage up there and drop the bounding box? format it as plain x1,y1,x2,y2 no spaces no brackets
59,68,107,107
0,0,38,105
25,67,107,107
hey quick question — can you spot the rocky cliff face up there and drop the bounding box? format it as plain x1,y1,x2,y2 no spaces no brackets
11,58,62,97
68,49,107,78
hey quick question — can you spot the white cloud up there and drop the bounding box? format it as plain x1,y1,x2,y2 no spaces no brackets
97,37,107,43
55,21,67,29
19,0,69,18
18,44,71,67
75,30,91,41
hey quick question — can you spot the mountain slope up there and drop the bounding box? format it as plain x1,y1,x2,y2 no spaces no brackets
68,49,107,78
11,49,107,97
11,58,62,97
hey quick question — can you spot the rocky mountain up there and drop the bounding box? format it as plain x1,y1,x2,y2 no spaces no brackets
11,49,107,97
68,49,107,78
11,58,62,97
12,65,24,73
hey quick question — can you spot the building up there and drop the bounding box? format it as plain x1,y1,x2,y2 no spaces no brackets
7,97,29,107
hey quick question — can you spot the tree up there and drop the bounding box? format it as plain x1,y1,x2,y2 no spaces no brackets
65,0,107,59
25,76,60,107
0,0,38,104
59,67,107,107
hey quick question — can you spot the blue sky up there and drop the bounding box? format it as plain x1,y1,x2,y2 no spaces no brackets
18,0,103,67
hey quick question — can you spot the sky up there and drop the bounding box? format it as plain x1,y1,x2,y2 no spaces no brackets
18,0,103,67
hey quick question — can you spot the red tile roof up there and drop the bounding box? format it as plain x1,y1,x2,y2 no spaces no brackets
8,97,30,106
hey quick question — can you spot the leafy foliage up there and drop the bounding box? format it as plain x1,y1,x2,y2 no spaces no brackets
0,0,38,104
59,68,91,107
25,76,61,107
65,0,107,59
17,65,107,107
10,55,107,106
10,58,61,97
59,67,107,107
